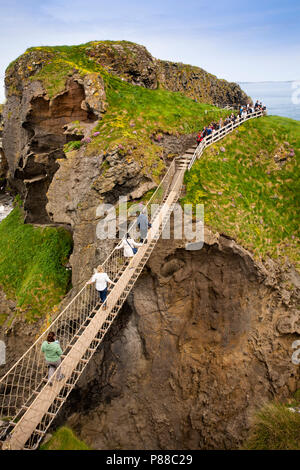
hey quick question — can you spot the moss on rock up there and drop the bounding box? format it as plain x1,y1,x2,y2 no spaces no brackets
40,426,90,450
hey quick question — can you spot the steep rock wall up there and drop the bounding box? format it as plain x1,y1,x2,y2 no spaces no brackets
55,230,300,449
0,106,7,189
3,68,105,222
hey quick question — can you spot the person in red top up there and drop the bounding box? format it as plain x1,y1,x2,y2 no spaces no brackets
196,132,203,144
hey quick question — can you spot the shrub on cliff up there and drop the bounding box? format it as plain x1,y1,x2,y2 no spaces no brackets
244,402,300,450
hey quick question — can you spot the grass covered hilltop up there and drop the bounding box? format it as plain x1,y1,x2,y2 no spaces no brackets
182,115,300,269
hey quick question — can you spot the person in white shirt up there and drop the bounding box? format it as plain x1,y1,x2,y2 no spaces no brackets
115,233,143,269
86,266,115,310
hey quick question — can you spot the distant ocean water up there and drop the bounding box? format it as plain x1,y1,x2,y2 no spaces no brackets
238,81,300,121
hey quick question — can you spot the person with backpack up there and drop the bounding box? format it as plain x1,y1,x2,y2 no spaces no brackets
115,233,143,269
41,332,64,386
86,265,116,310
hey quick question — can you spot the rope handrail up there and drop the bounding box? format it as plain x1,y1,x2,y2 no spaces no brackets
99,159,176,270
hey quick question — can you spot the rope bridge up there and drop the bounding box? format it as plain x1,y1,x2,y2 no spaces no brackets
0,109,264,450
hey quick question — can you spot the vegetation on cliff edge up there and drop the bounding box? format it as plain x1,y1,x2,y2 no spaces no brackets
40,426,90,450
182,116,300,268
86,71,228,181
243,400,300,450
0,204,72,324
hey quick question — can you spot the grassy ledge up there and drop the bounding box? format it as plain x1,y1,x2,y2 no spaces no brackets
85,72,229,182
182,115,300,268
243,400,300,450
40,426,90,450
0,204,72,324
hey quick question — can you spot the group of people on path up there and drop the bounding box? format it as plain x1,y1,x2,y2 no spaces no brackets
238,101,266,118
196,100,266,145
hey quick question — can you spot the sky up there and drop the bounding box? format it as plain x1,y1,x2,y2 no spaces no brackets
0,0,300,102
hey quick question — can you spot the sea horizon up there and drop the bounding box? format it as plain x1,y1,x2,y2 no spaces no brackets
238,80,300,121
238,79,298,84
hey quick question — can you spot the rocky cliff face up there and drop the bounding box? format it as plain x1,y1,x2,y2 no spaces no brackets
54,228,299,450
0,105,8,189
3,68,105,222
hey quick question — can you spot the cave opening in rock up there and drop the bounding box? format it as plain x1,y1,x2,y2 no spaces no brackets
15,80,98,224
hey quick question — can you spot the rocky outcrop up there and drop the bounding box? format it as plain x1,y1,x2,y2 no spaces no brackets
157,61,248,107
3,72,105,222
51,228,299,450
86,41,250,106
0,106,8,190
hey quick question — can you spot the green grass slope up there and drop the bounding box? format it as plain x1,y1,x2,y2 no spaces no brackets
182,115,300,268
0,203,72,324
86,71,229,181
40,426,90,450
